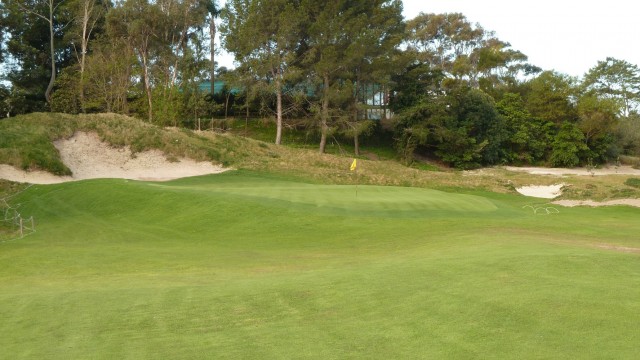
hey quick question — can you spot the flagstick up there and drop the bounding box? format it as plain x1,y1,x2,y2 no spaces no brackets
350,158,359,198
355,169,359,197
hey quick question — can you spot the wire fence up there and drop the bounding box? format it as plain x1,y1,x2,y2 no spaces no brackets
523,205,560,215
1,197,36,241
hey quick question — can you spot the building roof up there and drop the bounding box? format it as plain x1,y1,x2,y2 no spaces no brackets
197,81,241,95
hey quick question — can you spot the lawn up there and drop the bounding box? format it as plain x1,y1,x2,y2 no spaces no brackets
1,170,639,359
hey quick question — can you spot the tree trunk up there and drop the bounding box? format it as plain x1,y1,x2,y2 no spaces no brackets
319,73,329,154
225,92,230,119
275,75,283,145
141,51,153,122
122,56,131,114
353,103,360,156
354,133,360,156
44,0,56,105
79,64,86,113
210,17,216,95
353,82,360,156
78,0,96,113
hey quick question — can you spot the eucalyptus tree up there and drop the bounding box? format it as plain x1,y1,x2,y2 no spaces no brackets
104,0,208,123
582,57,640,117
82,37,135,113
550,121,587,167
222,0,306,145
475,37,539,95
66,0,109,112
16,0,63,104
207,0,220,95
0,86,10,118
405,13,483,75
340,0,404,155
3,0,73,107
302,0,403,153
0,3,6,65
389,62,446,163
180,32,210,128
404,12,534,90
616,113,640,156
106,0,161,121
152,0,209,125
435,87,506,168
524,71,578,125
576,94,618,162
496,92,552,164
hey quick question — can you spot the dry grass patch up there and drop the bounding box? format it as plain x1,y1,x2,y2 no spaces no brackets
2,113,640,202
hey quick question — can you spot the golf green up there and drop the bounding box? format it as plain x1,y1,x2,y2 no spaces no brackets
1,171,639,359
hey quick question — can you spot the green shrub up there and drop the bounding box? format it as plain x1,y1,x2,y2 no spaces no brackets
550,122,588,167
624,178,640,188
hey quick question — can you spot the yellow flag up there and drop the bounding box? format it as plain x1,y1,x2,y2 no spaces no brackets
350,158,357,171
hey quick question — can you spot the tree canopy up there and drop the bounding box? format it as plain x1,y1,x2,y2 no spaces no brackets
1,2,639,167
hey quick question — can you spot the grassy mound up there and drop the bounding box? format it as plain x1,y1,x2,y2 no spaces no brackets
0,113,266,173
3,113,640,201
1,172,639,358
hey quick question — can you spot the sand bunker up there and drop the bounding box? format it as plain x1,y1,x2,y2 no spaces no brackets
515,184,640,207
0,164,74,184
0,132,227,184
553,199,640,208
505,165,640,176
507,166,640,207
516,184,564,199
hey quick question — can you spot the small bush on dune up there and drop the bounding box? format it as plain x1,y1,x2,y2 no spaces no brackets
625,178,640,188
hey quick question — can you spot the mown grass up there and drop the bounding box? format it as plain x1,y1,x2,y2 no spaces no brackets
0,171,639,359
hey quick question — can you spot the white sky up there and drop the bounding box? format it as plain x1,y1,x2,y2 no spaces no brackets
402,0,640,78
217,0,640,79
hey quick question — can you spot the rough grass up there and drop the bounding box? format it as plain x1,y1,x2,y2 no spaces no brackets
619,155,640,168
1,172,639,359
0,113,271,170
1,113,639,202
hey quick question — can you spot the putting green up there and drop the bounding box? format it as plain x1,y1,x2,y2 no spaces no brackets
150,171,498,216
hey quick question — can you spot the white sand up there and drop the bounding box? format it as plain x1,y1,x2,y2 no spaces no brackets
0,132,228,184
505,165,640,176
506,166,640,207
515,184,564,199
553,199,640,208
0,164,73,184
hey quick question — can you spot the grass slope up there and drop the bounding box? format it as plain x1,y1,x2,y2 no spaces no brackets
1,171,639,359
3,112,640,201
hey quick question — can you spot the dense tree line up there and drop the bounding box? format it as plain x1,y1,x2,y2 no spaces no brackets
1,0,639,167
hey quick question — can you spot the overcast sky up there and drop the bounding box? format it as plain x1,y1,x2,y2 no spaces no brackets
402,0,640,77
217,0,640,78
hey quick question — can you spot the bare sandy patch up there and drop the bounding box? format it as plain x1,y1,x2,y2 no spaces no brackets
553,199,640,208
0,164,74,184
593,243,640,253
0,132,228,184
516,184,564,199
505,165,640,177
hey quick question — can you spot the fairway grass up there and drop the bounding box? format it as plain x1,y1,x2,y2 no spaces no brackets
1,171,639,359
